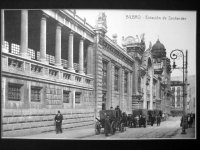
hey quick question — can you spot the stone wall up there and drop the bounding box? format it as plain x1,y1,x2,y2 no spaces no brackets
2,108,94,137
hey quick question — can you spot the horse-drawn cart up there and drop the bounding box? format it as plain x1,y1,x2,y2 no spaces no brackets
95,110,125,135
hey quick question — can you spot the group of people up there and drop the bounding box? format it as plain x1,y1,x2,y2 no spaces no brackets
150,114,162,126
180,112,195,128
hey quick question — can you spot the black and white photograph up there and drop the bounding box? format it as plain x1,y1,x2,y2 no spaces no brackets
1,9,196,140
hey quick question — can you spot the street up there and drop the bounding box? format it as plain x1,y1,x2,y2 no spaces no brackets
81,116,182,139
14,116,195,139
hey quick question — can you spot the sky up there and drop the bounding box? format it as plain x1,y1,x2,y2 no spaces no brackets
76,9,196,77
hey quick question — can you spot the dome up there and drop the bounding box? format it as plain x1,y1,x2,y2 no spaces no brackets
152,39,165,50
112,33,117,38
152,39,166,58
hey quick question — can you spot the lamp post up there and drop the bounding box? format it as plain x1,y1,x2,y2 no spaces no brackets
170,49,188,134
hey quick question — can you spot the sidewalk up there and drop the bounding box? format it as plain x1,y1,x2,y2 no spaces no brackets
171,122,196,139
13,125,95,139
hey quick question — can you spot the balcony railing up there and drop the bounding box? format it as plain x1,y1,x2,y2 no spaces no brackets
4,41,86,73
2,48,93,90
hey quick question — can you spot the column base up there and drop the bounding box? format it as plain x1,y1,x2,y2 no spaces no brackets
20,53,31,59
68,68,75,72
39,59,49,65
78,71,85,75
55,64,63,69
2,45,8,53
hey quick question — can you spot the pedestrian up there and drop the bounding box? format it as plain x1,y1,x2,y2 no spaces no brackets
115,105,121,119
105,114,111,136
151,114,155,126
135,115,139,127
110,106,113,110
162,113,165,121
193,113,195,123
187,114,191,128
54,110,63,134
190,113,193,127
180,115,183,127
157,115,161,126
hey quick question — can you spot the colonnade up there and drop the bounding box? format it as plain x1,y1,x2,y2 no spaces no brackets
1,10,93,75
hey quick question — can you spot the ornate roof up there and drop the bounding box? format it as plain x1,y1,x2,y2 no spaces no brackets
152,39,165,50
152,39,166,58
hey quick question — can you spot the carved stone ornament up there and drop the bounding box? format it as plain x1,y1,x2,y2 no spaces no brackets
97,12,107,28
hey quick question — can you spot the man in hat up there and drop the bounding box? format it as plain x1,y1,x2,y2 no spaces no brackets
115,105,121,119
54,110,63,134
104,114,111,136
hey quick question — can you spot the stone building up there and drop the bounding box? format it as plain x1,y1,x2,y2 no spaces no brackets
2,9,95,137
151,39,172,115
1,9,172,137
93,13,133,116
171,81,190,111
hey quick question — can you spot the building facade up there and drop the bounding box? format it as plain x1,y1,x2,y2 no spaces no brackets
170,81,190,113
2,9,95,137
2,9,172,137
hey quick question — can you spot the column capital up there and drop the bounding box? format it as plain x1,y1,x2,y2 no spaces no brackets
110,59,116,65
56,22,63,28
69,30,76,35
41,13,49,19
80,36,85,41
122,66,127,71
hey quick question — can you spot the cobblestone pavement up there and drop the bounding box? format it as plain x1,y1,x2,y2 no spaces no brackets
80,117,182,139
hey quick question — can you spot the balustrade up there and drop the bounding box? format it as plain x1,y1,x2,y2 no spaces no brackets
3,41,93,88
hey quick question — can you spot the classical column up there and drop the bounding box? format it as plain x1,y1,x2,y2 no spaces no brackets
55,23,63,68
78,37,85,74
20,10,30,58
86,44,93,76
68,30,75,72
39,14,49,64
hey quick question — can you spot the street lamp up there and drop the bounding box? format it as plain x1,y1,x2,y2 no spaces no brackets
170,49,188,134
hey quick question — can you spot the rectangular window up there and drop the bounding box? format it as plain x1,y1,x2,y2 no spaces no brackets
31,87,42,102
114,67,119,91
63,91,70,103
75,92,81,103
8,83,21,101
124,71,128,93
102,61,107,91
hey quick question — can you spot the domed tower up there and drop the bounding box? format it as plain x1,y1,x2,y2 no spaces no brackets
151,39,166,75
152,39,171,114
